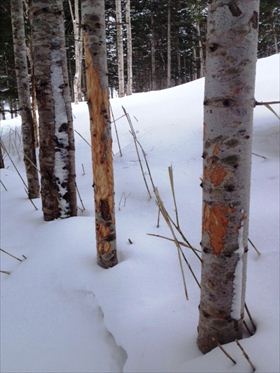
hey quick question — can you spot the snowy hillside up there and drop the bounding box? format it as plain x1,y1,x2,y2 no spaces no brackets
1,54,279,372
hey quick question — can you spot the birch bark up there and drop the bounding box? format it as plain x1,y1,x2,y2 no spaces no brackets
82,0,118,268
31,0,77,221
10,0,40,198
115,0,125,97
167,0,171,88
197,0,260,353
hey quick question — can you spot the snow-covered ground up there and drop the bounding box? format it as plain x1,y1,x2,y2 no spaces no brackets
0,54,279,373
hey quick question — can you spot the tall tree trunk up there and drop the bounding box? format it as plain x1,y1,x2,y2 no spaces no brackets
195,21,204,78
150,13,156,90
197,0,260,353
125,0,133,95
10,0,40,199
82,0,118,268
167,0,171,88
69,0,83,103
115,0,125,97
31,0,77,221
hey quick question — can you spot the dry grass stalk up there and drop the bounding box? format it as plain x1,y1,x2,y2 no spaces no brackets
110,103,122,157
147,233,201,253
122,106,152,199
0,270,11,275
155,187,189,300
168,165,180,226
243,320,253,336
235,339,256,372
251,152,267,160
211,337,236,365
248,238,261,256
156,206,161,228
81,163,85,175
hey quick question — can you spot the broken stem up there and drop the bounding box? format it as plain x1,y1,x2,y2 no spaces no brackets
211,337,236,365
0,248,24,262
235,339,256,372
147,233,201,252
248,238,261,256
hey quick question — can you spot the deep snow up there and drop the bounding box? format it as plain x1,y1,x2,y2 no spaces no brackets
0,54,279,373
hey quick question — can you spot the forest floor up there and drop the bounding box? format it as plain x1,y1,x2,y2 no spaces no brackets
1,53,279,372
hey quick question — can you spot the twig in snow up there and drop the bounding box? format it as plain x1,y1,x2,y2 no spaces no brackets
74,129,91,147
0,248,24,262
243,320,253,336
255,100,280,106
81,163,85,175
75,182,86,212
0,179,8,191
147,233,201,252
235,339,256,372
245,302,257,332
248,238,261,256
168,165,180,226
110,103,122,157
0,270,11,275
252,152,267,160
122,106,152,199
211,337,236,365
156,206,161,228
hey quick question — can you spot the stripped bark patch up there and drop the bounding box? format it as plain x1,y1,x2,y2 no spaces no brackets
204,164,228,187
203,203,230,255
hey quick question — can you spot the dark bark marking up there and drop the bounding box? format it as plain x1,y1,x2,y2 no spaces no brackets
208,43,219,52
228,2,242,17
100,199,111,221
221,155,239,167
250,11,258,29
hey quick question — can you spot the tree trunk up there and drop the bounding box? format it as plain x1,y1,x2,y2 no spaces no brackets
82,0,118,268
125,0,133,95
115,0,125,97
167,0,171,88
197,0,260,353
69,0,83,103
195,21,204,78
150,13,156,90
10,0,40,199
31,0,77,221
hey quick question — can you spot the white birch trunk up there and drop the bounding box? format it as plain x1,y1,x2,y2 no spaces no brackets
31,0,77,221
195,21,205,78
11,0,40,199
197,0,260,353
125,0,133,95
115,0,125,97
151,13,156,90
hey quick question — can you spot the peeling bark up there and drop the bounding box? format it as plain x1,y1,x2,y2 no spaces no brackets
82,0,118,268
197,0,260,353
10,0,40,198
31,0,77,221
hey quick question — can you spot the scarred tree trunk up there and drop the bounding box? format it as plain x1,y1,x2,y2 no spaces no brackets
82,0,118,268
10,0,39,199
197,0,260,353
125,0,133,95
115,0,125,97
31,0,77,221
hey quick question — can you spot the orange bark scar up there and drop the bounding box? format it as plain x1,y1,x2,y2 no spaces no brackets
204,164,228,187
203,203,229,255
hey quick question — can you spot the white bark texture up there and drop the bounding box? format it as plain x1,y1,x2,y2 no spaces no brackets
10,0,40,198
31,0,77,221
197,0,260,353
125,0,133,95
82,0,118,268
115,0,125,97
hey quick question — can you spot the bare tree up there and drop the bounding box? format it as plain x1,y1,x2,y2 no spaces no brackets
10,0,40,198
30,0,77,220
115,0,125,97
197,0,260,353
125,0,133,95
167,0,171,88
82,0,118,268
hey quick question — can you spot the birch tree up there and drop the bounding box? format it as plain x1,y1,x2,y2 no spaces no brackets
10,0,39,198
125,0,133,95
82,0,118,268
115,0,125,97
197,0,260,353
30,0,77,221
68,0,83,103
167,0,171,88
